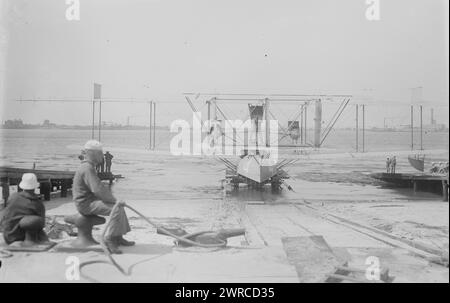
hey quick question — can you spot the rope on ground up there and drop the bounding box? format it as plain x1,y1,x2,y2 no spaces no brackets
80,201,227,278
0,249,13,258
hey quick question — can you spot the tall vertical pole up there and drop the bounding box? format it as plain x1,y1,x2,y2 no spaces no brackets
149,101,152,150
304,103,307,144
152,102,156,150
300,104,304,144
411,105,414,150
213,98,218,120
265,98,270,147
314,99,322,148
420,105,423,150
362,104,365,153
430,108,435,125
91,100,95,139
98,99,102,141
207,99,211,132
355,104,359,152
207,99,211,122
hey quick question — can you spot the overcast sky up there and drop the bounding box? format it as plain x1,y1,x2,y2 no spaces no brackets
0,0,448,127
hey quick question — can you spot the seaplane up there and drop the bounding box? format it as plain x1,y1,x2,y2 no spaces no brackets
217,102,295,192
184,93,352,192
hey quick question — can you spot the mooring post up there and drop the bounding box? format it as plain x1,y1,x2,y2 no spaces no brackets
40,180,51,201
443,180,448,202
61,179,68,198
1,177,10,207
413,180,417,194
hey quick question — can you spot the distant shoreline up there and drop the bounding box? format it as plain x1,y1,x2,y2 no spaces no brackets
0,126,169,131
0,127,448,133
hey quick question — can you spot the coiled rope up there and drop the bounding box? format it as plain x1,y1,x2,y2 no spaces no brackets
79,201,227,277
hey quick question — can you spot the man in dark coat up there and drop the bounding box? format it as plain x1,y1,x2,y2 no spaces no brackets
73,140,133,254
1,173,49,245
104,151,113,173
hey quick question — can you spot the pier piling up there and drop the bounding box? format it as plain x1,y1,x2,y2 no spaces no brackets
443,180,448,202
1,177,9,207
61,179,69,198
40,180,51,201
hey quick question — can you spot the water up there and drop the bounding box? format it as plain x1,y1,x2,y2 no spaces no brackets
1,128,448,203
1,128,448,163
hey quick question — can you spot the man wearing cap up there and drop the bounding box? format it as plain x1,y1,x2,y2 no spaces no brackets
104,151,114,173
72,140,134,254
391,156,397,174
1,173,50,246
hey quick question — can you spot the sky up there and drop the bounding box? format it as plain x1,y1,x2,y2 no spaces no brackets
0,0,448,127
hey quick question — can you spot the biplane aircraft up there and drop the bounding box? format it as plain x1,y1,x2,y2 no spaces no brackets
184,93,351,192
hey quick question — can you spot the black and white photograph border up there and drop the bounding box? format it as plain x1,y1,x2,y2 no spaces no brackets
0,0,448,286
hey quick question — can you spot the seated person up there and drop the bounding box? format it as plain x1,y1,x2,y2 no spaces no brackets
73,140,134,254
1,173,49,246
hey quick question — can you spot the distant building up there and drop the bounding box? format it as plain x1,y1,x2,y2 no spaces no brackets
3,119,25,129
42,119,56,128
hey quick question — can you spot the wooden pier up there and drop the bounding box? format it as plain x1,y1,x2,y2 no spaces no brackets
371,172,449,201
0,166,122,203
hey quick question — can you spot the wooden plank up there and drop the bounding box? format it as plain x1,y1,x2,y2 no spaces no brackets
0,167,121,201
371,172,446,181
282,236,342,283
1,167,121,182
0,166,75,180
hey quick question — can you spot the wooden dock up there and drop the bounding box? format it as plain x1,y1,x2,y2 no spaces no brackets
0,166,123,203
371,172,449,201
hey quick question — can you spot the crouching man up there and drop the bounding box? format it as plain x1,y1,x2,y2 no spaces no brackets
1,173,50,246
73,140,134,254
